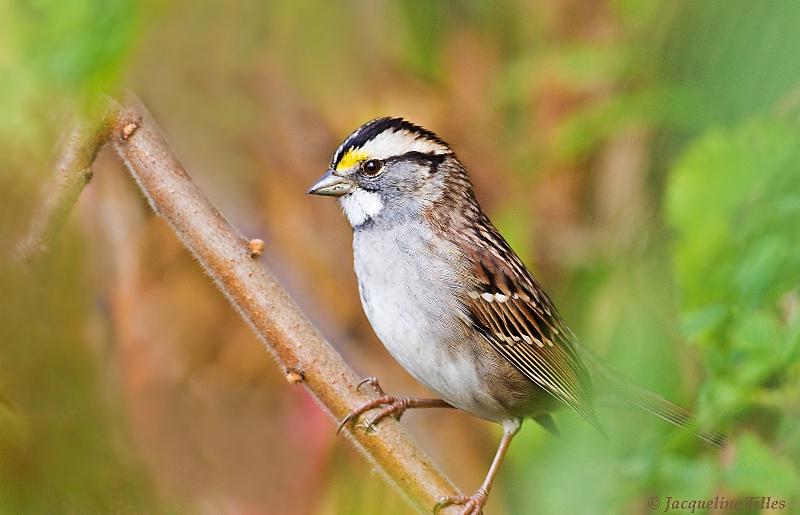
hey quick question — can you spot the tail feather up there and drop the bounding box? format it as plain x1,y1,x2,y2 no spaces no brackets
580,347,727,448
609,378,728,448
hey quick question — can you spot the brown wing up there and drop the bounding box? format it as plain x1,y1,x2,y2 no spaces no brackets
459,219,603,433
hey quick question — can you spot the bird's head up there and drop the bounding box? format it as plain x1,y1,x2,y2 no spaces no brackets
308,117,468,228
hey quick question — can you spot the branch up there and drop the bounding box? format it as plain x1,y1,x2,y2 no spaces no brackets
17,100,120,260
21,93,463,514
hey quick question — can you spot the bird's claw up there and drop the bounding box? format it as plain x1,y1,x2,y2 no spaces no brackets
356,376,386,396
336,394,407,434
355,376,376,390
336,411,356,434
337,376,415,434
434,490,487,515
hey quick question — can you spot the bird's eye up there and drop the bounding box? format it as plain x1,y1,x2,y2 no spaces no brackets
362,159,382,176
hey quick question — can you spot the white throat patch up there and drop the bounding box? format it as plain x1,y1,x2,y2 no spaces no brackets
339,189,384,227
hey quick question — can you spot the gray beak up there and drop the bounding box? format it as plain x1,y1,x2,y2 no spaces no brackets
307,169,355,197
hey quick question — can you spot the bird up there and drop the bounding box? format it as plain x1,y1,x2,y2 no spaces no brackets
307,117,724,515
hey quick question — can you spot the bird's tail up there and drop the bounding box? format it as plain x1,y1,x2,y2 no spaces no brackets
580,348,727,448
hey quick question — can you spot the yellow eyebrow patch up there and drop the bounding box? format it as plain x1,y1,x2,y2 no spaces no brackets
336,148,368,171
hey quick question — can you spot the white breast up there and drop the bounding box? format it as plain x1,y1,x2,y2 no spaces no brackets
352,224,506,421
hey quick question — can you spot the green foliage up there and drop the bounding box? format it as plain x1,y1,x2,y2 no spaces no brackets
0,1,157,512
724,434,799,500
665,117,800,503
667,120,800,315
658,1,800,126
666,118,800,377
653,454,718,504
0,0,141,171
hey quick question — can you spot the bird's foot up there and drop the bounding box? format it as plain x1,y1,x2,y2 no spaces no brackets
434,488,488,515
337,377,448,434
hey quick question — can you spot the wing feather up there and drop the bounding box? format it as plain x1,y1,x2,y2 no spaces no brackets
456,219,603,432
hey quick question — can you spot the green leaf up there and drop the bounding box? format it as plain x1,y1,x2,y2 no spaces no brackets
656,455,719,502
666,119,800,313
723,434,800,499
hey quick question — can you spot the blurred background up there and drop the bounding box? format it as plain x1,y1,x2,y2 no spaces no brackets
1,0,800,514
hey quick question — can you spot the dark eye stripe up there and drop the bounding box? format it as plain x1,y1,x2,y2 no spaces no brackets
388,151,447,167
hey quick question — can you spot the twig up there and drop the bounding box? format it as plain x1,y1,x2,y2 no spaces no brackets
17,100,120,260
19,92,462,514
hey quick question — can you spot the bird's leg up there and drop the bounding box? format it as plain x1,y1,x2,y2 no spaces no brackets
434,426,517,515
337,377,452,434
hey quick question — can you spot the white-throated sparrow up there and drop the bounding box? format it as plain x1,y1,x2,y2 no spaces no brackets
308,117,724,515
